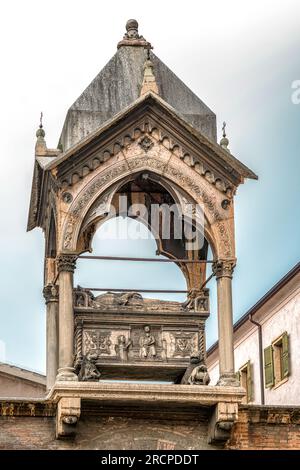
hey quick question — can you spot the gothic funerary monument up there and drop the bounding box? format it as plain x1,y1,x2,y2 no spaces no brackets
6,20,298,450
27,19,256,447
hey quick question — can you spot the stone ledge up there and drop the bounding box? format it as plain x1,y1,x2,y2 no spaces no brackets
47,382,245,407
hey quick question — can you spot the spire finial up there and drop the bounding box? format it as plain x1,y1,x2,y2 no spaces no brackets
125,19,139,39
117,19,152,49
140,51,159,96
36,112,45,139
35,111,47,155
220,121,230,152
222,121,226,138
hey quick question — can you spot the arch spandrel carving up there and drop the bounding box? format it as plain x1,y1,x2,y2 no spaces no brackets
58,139,235,259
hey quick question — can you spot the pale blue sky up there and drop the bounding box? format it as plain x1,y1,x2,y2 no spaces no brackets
0,1,299,373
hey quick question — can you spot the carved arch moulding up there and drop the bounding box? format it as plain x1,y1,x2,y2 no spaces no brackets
58,151,235,259
58,115,237,198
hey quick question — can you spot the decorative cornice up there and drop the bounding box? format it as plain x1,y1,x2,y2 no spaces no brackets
43,284,59,303
57,254,77,273
212,260,236,279
47,381,245,406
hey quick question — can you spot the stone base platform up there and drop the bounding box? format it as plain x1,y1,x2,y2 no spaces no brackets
47,382,245,442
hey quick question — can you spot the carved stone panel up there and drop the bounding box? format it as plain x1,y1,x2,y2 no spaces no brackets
161,331,199,359
74,290,208,381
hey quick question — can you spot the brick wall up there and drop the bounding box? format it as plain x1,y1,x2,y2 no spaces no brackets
0,415,218,450
227,406,300,449
0,403,300,450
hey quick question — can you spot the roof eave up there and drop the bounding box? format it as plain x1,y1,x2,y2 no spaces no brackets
44,92,257,184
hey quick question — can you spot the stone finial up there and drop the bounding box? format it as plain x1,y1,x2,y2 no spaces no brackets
140,52,159,96
125,19,140,39
220,121,230,152
117,19,152,49
35,112,47,155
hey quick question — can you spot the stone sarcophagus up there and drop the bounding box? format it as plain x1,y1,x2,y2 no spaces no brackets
74,288,209,382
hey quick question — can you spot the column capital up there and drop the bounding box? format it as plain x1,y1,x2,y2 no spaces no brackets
57,254,77,273
43,284,59,303
212,259,236,279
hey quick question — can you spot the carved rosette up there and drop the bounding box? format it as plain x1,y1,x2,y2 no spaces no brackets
212,260,236,279
139,136,154,152
43,284,59,304
57,254,77,273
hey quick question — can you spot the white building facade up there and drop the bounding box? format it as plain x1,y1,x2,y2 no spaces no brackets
207,263,300,405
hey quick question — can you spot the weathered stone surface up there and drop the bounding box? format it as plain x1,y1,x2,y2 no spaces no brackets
59,47,217,151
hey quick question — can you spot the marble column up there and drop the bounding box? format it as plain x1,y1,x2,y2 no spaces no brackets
213,260,239,386
43,284,59,390
56,254,78,382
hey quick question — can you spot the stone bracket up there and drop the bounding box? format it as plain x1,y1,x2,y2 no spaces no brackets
208,401,238,444
56,397,81,438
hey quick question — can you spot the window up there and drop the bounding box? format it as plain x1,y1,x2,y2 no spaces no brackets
264,332,289,388
237,361,253,403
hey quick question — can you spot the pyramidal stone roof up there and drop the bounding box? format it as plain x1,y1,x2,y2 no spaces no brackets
59,19,217,151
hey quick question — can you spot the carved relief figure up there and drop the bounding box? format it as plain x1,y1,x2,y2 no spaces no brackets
117,291,143,306
115,335,132,361
76,292,86,307
188,363,210,385
78,354,101,382
181,351,210,385
182,289,198,311
139,325,156,359
182,289,209,312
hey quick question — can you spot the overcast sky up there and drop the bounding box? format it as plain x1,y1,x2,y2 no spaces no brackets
0,1,299,373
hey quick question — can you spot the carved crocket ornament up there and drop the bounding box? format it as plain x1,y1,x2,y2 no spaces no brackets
181,351,210,385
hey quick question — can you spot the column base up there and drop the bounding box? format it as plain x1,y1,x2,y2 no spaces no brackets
56,367,78,382
217,373,240,387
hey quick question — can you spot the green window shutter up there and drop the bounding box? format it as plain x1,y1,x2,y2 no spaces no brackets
282,332,289,378
246,361,253,402
236,370,241,384
264,345,274,388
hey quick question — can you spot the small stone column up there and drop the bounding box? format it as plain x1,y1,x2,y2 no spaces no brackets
213,260,238,386
56,254,78,382
43,284,59,390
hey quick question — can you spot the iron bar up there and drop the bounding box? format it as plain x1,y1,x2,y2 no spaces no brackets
199,272,215,291
81,287,189,294
78,255,215,264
